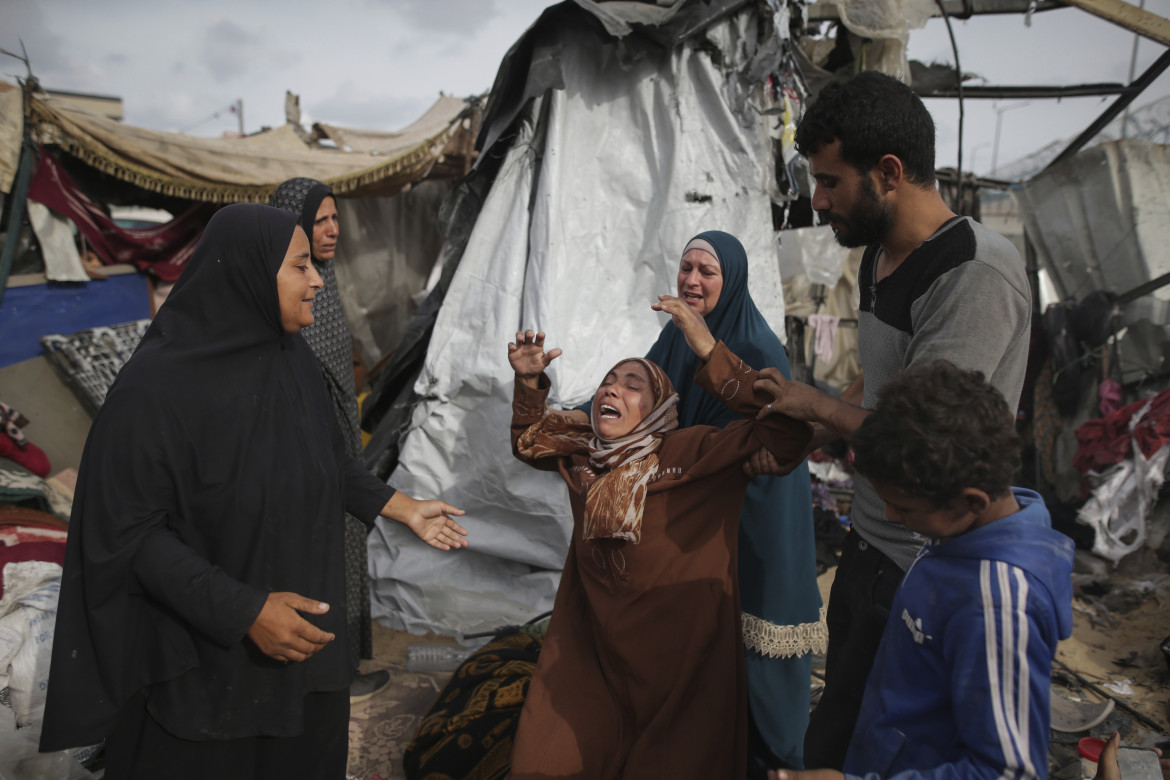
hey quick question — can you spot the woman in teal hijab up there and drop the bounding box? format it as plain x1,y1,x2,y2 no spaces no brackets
646,231,823,773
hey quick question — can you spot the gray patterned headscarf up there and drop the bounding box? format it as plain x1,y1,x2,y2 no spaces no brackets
271,177,362,459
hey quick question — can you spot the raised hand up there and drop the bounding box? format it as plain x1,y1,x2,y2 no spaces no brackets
508,330,563,385
651,295,716,360
246,592,335,663
381,492,469,551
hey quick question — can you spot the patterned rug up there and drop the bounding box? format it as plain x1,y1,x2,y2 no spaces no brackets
347,627,458,780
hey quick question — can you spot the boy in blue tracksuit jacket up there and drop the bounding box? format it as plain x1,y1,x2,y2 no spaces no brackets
772,360,1074,780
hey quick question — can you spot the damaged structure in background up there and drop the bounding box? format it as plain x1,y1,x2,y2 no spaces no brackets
357,0,1170,641
1,0,1168,766
0,75,483,376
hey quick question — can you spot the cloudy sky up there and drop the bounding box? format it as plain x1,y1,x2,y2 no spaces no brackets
910,1,1170,175
4,0,1168,176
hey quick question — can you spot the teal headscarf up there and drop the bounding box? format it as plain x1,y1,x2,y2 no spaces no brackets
645,230,788,428
649,230,821,771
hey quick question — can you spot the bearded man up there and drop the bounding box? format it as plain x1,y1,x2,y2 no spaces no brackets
752,70,1032,769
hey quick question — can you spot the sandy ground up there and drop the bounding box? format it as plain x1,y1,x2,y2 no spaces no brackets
348,559,1170,780
1056,549,1170,737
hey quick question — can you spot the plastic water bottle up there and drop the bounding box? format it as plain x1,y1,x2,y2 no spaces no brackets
405,644,474,673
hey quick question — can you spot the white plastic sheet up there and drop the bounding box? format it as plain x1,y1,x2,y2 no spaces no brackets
1078,440,1170,565
27,203,88,283
777,225,852,288
1019,140,1170,306
0,561,61,729
369,15,791,635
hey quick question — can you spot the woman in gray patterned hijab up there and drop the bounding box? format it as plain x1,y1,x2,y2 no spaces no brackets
271,177,388,701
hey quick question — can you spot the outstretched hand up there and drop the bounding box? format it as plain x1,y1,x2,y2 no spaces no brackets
509,330,563,387
247,592,335,663
652,295,716,360
382,491,469,551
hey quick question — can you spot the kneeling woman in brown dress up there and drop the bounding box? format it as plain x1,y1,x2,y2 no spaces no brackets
505,296,811,780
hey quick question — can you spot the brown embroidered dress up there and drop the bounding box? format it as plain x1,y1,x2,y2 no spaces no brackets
507,343,811,780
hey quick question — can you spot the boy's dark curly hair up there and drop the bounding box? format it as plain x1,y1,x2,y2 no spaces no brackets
795,70,937,186
851,360,1021,506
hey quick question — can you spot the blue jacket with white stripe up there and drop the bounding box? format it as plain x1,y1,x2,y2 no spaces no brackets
844,488,1074,780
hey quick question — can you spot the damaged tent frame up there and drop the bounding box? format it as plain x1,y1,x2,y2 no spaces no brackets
812,0,1170,186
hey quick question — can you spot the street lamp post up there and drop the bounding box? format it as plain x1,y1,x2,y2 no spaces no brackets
991,101,1030,177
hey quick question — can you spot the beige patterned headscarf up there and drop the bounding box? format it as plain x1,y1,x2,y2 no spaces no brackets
516,358,679,543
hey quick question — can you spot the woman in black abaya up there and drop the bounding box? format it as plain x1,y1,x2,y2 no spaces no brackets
270,177,385,699
39,204,467,779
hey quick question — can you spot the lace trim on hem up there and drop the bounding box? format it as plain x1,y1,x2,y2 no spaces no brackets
742,607,828,659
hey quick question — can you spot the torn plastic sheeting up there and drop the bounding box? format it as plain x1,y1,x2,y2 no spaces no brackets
830,0,934,38
27,202,89,283
369,528,562,637
820,0,935,84
570,0,755,46
333,181,448,369
1102,679,1136,697
1077,442,1170,564
1019,140,1170,306
778,225,853,288
370,14,790,636
0,561,61,729
368,99,568,636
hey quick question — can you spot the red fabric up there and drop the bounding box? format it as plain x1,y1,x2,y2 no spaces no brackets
1073,386,1170,478
0,506,68,530
26,148,218,281
0,432,51,477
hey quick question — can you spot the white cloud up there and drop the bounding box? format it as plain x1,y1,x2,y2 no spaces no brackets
304,80,432,130
382,0,500,35
1,0,102,91
201,19,262,83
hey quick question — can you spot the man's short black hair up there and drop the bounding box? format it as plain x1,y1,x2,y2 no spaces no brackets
795,70,937,186
851,360,1021,506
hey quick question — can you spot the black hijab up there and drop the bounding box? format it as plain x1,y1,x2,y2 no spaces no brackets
271,177,332,254
271,177,362,459
41,204,392,749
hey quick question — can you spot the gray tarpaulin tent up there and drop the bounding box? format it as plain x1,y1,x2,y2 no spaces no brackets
365,0,1170,637
367,0,809,636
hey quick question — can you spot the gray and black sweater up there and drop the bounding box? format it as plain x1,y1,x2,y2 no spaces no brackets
851,216,1031,572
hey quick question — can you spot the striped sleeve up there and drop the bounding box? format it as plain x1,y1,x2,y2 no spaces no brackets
978,560,1040,780
848,561,1056,780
